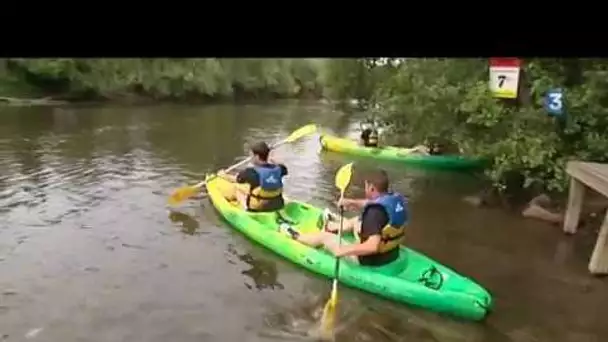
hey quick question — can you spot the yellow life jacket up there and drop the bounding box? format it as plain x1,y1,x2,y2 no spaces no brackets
359,192,408,253
247,164,283,211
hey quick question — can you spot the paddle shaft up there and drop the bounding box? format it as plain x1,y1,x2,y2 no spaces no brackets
332,195,346,290
319,162,352,338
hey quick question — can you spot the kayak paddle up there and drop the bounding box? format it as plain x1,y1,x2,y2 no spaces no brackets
167,124,317,206
319,162,353,339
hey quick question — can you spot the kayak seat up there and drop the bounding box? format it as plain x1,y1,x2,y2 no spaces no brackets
272,201,316,227
275,210,297,225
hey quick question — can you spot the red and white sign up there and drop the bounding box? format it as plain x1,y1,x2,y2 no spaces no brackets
489,58,521,99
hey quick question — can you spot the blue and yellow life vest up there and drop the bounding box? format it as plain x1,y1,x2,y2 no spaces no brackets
248,165,283,210
359,192,408,253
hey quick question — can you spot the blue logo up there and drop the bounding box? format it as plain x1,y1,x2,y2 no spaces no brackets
544,88,564,117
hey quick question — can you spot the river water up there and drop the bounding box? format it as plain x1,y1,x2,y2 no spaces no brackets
0,101,606,342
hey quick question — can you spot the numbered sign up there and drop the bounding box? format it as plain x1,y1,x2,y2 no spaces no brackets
489,58,521,99
544,88,564,117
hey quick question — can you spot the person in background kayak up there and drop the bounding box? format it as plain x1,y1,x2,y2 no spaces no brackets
218,141,288,212
360,125,379,147
359,118,380,147
404,143,442,155
281,169,408,267
403,138,447,156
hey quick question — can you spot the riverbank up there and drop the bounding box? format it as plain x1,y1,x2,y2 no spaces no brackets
322,59,608,194
318,58,608,229
0,58,327,106
0,93,326,108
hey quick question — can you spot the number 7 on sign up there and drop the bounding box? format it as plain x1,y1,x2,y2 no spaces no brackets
497,75,507,88
489,58,521,99
544,88,563,117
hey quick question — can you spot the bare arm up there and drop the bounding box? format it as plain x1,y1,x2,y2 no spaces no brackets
336,235,381,257
404,145,429,155
336,206,386,257
339,198,369,211
217,169,237,183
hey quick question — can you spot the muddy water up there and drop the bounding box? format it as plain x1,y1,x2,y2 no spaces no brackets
0,101,606,342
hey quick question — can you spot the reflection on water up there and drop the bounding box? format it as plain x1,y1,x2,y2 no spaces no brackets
0,101,607,342
167,210,200,235
226,244,285,291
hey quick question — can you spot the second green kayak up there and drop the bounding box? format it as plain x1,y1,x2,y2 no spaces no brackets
206,176,493,321
320,134,485,170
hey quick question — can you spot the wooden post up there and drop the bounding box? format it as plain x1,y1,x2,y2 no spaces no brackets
564,161,608,274
563,177,586,234
589,210,608,275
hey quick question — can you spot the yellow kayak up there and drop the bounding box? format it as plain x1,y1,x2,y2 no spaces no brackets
320,134,485,170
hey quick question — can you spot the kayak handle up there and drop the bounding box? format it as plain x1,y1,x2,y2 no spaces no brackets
275,211,297,225
475,297,492,312
418,266,444,291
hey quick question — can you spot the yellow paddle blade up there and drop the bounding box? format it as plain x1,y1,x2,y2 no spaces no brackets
334,162,353,194
284,124,317,143
167,185,199,206
319,300,336,340
319,281,339,340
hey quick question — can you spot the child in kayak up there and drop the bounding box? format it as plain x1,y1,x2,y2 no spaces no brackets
281,169,409,267
218,141,288,212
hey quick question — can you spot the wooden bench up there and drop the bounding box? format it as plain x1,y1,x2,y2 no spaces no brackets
563,161,608,274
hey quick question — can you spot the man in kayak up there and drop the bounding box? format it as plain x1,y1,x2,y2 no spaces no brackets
218,141,288,212
360,120,380,147
281,169,408,267
402,138,448,155
403,143,443,155
360,125,379,147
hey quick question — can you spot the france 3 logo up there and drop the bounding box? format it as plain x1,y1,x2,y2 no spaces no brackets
544,88,564,117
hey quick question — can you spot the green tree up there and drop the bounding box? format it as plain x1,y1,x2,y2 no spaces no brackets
320,58,399,110
1,58,326,101
382,58,608,194
325,58,608,195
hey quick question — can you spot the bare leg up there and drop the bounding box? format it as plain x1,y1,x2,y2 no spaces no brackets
410,145,430,155
220,181,249,209
220,182,238,202
236,187,248,210
297,231,335,247
296,231,358,263
325,216,361,234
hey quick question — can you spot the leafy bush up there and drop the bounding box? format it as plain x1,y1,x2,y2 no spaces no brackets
3,58,326,101
324,58,608,195
5,57,607,195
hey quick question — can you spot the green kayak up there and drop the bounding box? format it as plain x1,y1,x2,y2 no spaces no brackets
206,177,492,321
319,134,485,170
